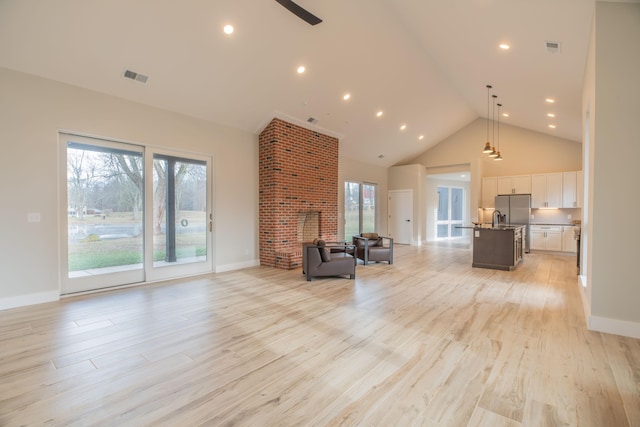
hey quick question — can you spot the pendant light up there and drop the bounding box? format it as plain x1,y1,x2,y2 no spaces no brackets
488,94,498,157
482,85,493,153
494,103,503,161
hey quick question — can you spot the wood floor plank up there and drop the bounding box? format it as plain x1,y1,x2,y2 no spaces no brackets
0,243,637,426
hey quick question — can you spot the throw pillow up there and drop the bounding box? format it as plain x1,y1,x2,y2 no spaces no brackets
361,232,379,240
319,247,331,262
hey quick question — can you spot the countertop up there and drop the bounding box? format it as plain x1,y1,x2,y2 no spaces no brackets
530,223,576,227
459,224,526,231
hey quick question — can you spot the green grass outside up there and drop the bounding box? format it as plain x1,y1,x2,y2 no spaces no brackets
68,231,206,271
344,208,376,238
68,210,207,271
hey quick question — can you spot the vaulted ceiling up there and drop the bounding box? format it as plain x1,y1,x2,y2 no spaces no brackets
1,0,608,167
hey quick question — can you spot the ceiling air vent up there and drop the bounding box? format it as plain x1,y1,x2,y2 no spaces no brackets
545,41,561,54
307,117,319,125
122,69,149,83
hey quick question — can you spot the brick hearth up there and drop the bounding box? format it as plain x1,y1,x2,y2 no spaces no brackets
259,118,338,269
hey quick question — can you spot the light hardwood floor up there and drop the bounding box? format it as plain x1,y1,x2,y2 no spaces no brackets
1,244,639,426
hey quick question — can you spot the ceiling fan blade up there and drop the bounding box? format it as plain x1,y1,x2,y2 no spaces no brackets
274,0,323,25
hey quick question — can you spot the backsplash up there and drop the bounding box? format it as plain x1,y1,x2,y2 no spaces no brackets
479,207,581,224
530,208,581,224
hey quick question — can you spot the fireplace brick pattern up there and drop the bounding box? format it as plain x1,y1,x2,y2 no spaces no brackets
259,118,339,269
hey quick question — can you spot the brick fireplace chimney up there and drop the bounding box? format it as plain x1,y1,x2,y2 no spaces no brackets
259,118,339,269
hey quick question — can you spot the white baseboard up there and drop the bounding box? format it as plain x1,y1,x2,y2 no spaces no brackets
576,276,640,339
0,291,59,311
588,315,640,340
216,259,260,273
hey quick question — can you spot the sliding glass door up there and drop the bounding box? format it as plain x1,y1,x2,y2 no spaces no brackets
61,134,212,294
147,151,212,281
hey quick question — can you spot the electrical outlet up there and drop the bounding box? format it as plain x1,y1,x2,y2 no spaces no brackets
567,214,572,220
530,214,535,220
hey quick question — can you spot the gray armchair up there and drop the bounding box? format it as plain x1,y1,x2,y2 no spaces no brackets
352,233,393,265
303,242,356,281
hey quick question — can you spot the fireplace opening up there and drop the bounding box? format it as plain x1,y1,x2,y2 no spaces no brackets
298,211,319,242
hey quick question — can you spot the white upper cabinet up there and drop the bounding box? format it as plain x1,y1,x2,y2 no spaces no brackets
562,171,577,208
497,175,531,195
485,170,580,210
482,177,498,208
531,173,563,208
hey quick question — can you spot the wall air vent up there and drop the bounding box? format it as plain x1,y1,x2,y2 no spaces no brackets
307,117,319,125
545,41,561,54
122,69,149,83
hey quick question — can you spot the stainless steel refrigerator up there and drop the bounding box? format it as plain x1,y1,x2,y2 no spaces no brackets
495,194,531,253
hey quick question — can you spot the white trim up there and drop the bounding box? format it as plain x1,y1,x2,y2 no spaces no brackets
577,275,590,322
0,291,59,311
216,259,260,273
255,111,345,140
578,277,640,339
587,315,640,340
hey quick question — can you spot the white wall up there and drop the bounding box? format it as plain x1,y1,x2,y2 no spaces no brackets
388,164,426,244
583,2,640,337
0,67,259,308
407,119,582,236
339,156,389,240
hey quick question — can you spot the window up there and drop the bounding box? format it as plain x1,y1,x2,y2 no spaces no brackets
345,181,376,237
435,186,464,239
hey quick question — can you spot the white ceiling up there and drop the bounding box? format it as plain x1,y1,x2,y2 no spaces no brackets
0,0,609,167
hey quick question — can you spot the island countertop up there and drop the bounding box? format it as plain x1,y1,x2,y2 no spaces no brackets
458,224,527,231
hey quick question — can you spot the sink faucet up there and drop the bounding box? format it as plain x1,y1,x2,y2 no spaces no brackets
492,210,502,227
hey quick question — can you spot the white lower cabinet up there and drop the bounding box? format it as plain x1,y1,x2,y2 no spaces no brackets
530,226,562,251
562,226,577,253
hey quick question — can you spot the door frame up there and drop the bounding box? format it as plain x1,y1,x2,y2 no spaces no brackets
59,133,215,295
145,146,214,283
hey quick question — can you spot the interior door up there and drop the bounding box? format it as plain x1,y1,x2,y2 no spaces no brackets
389,190,412,244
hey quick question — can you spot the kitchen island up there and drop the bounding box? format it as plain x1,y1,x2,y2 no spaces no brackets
471,225,525,271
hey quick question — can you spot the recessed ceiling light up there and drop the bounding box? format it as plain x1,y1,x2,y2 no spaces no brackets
343,93,351,101
376,111,383,117
549,124,557,129
418,135,424,140
499,43,510,50
547,113,556,118
502,113,509,117
545,98,555,103
223,24,234,35
297,66,306,74
400,124,407,131
378,154,384,158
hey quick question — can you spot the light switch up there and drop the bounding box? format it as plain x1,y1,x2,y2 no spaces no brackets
27,212,41,223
